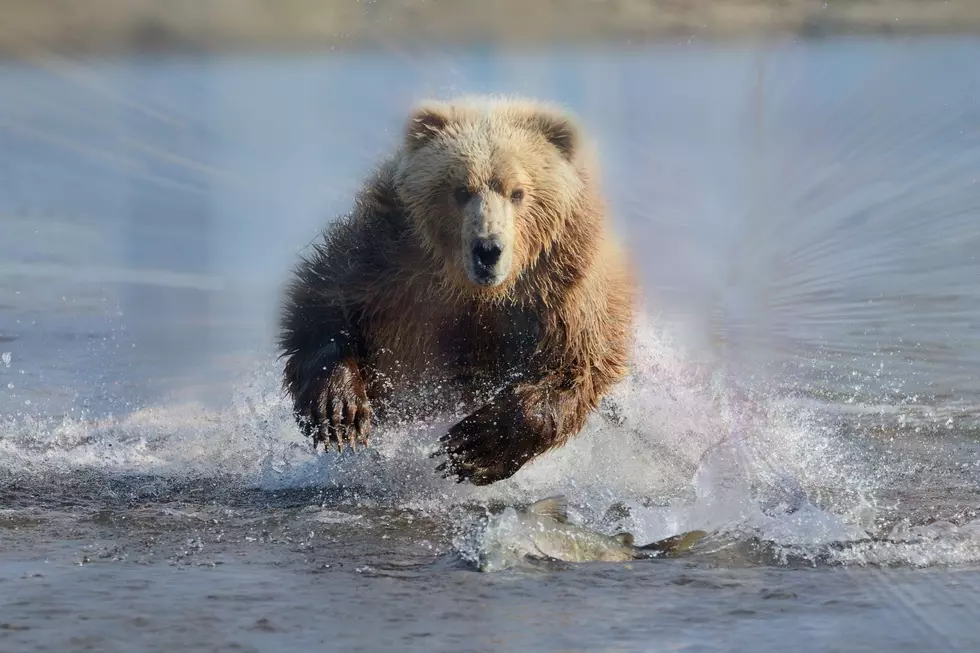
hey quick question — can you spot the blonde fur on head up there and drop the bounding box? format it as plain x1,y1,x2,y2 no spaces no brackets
393,94,595,298
403,95,585,163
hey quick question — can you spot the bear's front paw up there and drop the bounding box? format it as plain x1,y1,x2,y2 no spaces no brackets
433,398,543,485
308,358,372,452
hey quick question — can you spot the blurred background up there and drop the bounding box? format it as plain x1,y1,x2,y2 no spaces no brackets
4,0,980,53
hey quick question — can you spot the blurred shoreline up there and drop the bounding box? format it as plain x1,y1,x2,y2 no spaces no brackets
1,0,980,58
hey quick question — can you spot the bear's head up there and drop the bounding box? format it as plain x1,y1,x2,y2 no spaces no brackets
394,96,589,294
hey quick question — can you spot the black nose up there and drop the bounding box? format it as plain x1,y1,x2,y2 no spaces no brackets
472,238,503,269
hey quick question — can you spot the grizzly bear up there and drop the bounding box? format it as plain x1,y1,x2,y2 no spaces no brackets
278,95,636,485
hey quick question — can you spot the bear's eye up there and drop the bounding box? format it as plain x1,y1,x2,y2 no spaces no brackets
454,186,472,205
510,189,525,203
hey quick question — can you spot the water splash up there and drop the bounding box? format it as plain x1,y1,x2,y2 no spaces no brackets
1,312,976,568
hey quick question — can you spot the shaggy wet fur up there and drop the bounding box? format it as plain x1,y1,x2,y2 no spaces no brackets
279,96,636,485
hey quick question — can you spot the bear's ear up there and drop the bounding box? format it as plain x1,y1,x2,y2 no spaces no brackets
527,109,579,162
405,101,454,149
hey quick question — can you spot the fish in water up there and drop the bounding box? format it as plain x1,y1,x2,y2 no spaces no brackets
474,495,707,571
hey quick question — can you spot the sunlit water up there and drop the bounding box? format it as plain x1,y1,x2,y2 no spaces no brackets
1,37,980,651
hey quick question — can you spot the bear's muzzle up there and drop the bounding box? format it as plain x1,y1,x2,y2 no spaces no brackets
462,193,515,287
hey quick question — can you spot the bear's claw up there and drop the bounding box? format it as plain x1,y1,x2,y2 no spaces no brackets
310,358,372,453
432,399,540,485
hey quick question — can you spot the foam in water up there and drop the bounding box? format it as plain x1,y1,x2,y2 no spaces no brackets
1,312,977,568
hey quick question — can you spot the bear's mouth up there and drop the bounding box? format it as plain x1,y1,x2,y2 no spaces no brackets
469,265,506,287
471,269,501,286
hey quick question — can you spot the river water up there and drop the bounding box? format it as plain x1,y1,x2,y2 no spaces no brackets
1,37,979,651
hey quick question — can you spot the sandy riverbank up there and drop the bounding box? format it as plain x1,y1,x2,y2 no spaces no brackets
1,0,979,58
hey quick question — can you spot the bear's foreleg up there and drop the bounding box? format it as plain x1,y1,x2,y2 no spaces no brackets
434,373,598,485
281,303,373,453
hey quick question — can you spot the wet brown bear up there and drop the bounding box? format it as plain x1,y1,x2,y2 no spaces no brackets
279,95,636,485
